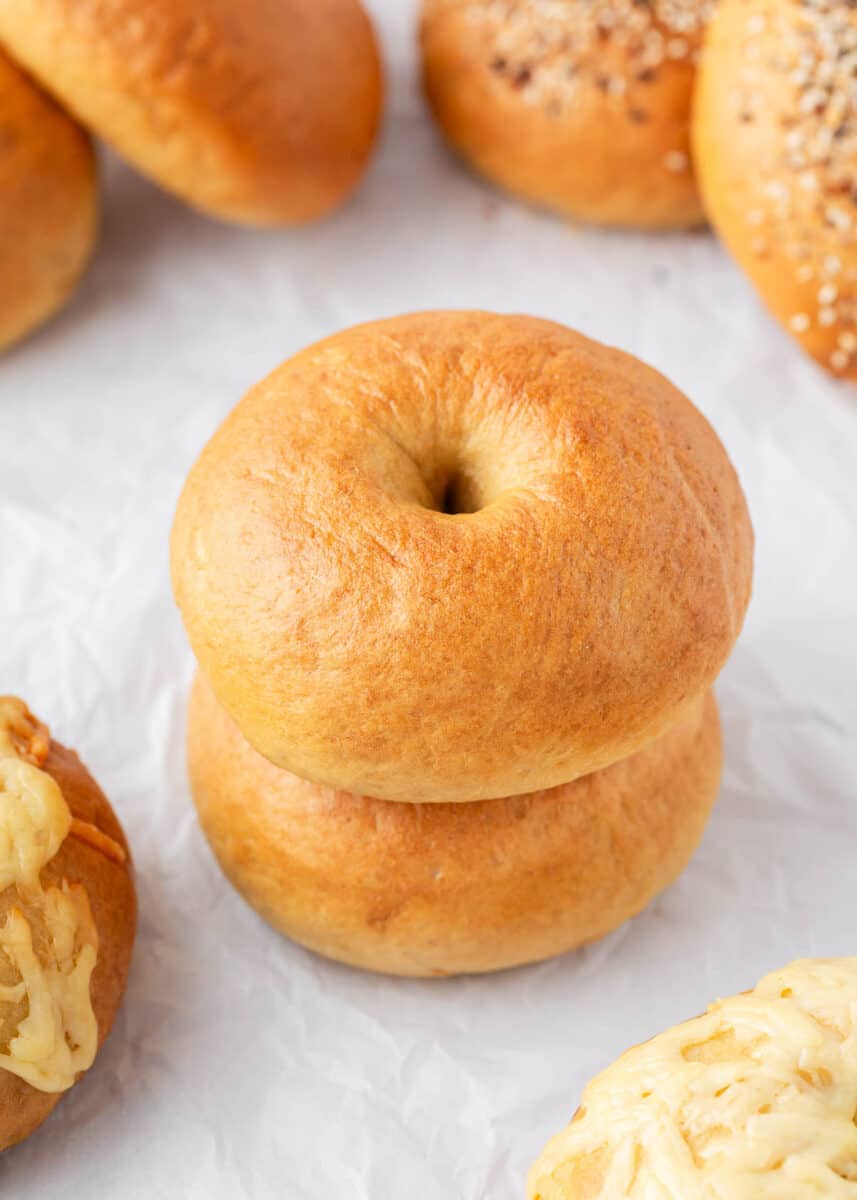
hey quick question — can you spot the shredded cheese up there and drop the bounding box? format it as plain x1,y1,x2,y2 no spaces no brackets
70,817,126,866
0,699,99,1093
529,958,857,1199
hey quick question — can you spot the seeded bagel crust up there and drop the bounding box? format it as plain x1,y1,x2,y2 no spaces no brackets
420,0,713,229
694,0,857,378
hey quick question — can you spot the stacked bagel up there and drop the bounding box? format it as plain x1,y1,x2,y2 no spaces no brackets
171,311,753,977
0,0,382,350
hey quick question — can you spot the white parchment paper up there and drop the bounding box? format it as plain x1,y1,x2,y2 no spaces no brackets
1,3,856,1196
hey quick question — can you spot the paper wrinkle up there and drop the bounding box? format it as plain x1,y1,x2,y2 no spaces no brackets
0,1,856,1194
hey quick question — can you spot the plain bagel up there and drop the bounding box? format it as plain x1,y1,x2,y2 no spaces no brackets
171,311,753,804
0,698,136,1152
188,671,722,978
420,0,714,229
0,0,383,226
0,48,97,352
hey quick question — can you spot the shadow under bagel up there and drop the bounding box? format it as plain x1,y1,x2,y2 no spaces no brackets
187,671,723,978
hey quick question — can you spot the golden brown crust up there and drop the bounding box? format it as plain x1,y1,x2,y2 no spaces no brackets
420,0,712,229
171,311,753,804
0,48,97,353
0,732,136,1152
0,0,382,227
188,671,722,977
694,0,857,379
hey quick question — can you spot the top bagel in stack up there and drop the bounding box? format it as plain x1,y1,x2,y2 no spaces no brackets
0,0,383,226
171,312,753,805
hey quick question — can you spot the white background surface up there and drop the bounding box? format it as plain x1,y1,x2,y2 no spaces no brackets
2,2,856,1196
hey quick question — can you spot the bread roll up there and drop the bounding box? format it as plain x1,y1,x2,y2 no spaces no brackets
0,698,136,1151
421,0,713,228
171,311,753,804
0,49,97,352
188,672,722,978
0,0,382,226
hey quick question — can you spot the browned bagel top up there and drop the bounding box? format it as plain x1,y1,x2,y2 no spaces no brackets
172,311,753,803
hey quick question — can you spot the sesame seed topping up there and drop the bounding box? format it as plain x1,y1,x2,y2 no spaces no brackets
731,0,857,364
665,150,690,172
453,0,713,117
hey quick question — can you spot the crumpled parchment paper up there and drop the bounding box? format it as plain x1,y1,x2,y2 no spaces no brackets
1,3,856,1196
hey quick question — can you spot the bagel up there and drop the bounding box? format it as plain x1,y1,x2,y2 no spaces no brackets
528,957,857,1199
420,0,713,229
0,48,97,352
0,0,383,227
188,671,721,977
0,697,136,1152
694,0,857,379
171,311,753,805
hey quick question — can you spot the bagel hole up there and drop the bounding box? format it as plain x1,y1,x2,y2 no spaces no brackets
438,469,481,515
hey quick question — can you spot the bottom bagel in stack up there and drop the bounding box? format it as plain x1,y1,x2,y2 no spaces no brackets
188,673,722,977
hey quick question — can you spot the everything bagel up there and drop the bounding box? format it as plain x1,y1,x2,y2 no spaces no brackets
421,0,714,229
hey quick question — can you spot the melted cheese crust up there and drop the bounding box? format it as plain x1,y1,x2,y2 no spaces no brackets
529,958,857,1199
0,699,99,1093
